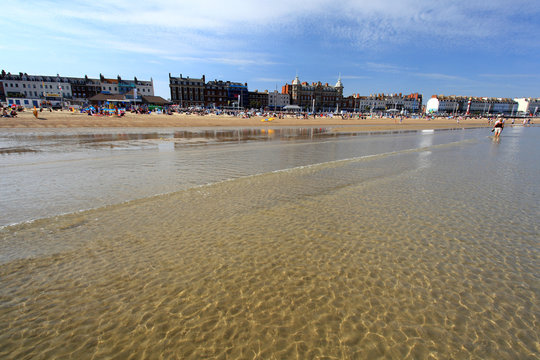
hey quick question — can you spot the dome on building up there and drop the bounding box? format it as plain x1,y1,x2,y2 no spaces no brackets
335,76,343,88
292,75,300,85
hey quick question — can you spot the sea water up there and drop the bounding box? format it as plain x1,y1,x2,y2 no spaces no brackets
0,126,538,358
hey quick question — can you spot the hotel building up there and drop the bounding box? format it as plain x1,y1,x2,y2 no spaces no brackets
0,70,154,107
282,76,343,112
426,95,518,115
169,74,249,109
268,90,290,110
248,90,269,109
515,98,540,115
343,93,423,113
168,74,205,108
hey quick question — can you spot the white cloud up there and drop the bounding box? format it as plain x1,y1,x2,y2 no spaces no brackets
3,0,537,98
479,73,540,79
416,73,464,81
341,75,371,80
164,53,279,67
3,0,539,76
365,62,413,73
363,62,469,82
11,0,539,45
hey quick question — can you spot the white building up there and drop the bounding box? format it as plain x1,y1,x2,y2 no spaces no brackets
268,90,290,109
515,98,540,115
426,95,518,115
354,93,422,113
0,70,154,107
1,73,72,107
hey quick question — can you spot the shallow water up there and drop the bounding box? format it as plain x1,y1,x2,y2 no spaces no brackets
1,126,539,359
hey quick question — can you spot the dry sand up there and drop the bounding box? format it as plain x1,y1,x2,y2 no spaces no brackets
0,110,499,132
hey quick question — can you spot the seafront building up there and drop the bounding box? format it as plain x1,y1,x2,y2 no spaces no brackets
341,93,423,113
5,68,532,114
168,74,205,108
248,90,269,109
425,95,520,115
169,73,249,109
515,98,540,115
0,70,155,108
168,71,533,115
268,90,290,110
280,76,422,113
282,76,344,112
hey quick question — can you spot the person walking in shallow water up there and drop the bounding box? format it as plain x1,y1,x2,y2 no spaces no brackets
492,117,504,138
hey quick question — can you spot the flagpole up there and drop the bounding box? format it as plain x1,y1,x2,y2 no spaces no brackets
59,84,63,109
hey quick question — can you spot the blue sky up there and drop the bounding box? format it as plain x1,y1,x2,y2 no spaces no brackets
2,0,539,101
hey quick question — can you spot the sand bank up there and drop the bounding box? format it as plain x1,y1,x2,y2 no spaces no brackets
0,110,504,132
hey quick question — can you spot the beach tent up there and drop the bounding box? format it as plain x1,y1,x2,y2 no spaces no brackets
283,105,302,112
88,93,128,105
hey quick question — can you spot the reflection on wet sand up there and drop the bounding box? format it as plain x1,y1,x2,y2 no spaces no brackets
0,147,39,154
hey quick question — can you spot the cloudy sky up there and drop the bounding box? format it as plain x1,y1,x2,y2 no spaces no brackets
2,0,539,100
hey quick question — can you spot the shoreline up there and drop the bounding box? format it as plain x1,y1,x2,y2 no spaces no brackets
0,111,535,132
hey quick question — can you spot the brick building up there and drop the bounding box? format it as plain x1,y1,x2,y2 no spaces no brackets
168,74,205,107
248,90,268,109
282,76,343,112
169,74,249,109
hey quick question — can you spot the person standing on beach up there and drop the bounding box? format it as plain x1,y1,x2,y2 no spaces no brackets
492,117,504,138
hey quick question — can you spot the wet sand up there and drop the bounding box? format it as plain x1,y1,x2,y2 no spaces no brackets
1,123,538,358
0,110,500,132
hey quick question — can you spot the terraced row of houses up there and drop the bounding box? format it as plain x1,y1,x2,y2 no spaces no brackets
0,70,155,108
169,73,537,115
169,73,423,113
426,95,540,116
2,69,537,115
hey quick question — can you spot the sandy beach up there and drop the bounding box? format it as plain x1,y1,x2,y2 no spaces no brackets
0,110,509,132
